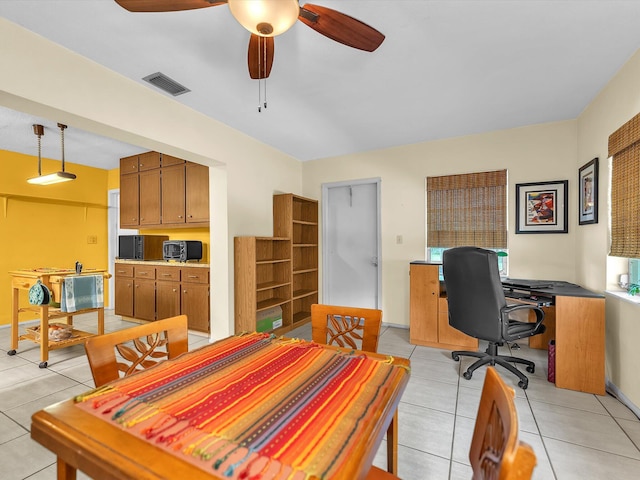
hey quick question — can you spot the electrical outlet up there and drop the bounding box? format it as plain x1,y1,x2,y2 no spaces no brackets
87,235,97,244
396,235,403,245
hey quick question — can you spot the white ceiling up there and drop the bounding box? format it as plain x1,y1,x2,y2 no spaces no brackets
2,0,640,170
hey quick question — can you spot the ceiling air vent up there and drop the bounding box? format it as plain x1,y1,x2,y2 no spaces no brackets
142,72,191,96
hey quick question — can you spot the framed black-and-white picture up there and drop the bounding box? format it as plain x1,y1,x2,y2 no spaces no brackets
516,180,568,234
578,157,599,225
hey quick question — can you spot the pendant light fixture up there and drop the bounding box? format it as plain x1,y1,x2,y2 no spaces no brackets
27,123,77,185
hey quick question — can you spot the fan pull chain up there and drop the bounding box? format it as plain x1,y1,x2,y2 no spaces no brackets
262,36,267,111
257,37,268,113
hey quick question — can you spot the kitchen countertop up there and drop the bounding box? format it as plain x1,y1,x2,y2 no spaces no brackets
114,259,209,268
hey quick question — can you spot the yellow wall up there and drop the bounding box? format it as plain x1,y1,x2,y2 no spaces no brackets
0,149,110,325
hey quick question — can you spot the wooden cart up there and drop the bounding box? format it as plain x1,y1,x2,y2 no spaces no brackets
8,268,110,368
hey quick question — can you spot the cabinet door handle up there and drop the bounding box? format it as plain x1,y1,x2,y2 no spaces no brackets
173,288,177,292
188,275,198,279
140,272,148,275
162,273,171,276
178,215,183,218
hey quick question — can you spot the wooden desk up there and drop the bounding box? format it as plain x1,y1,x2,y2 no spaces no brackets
8,268,109,368
410,262,605,395
502,279,606,395
31,333,410,480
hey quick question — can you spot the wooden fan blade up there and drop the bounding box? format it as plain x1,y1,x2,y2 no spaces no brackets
114,0,226,13
299,4,384,52
248,35,274,79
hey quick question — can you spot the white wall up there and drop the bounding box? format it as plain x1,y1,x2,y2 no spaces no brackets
577,48,640,407
0,18,302,339
303,120,578,328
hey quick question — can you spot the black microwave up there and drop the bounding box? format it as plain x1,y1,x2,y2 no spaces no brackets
118,235,168,260
163,240,203,262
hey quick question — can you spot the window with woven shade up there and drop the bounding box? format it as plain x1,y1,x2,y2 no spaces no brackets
427,170,508,248
426,170,508,276
609,112,640,259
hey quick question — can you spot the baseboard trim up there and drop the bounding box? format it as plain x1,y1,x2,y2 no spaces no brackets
606,378,640,420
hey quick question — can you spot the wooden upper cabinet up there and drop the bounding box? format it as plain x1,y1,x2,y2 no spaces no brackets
120,155,140,174
161,154,185,167
186,162,210,223
161,164,186,224
138,151,161,171
119,173,139,228
119,151,209,228
139,169,161,225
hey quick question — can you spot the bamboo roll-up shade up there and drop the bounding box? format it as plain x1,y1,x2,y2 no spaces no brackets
609,143,640,258
608,111,640,157
427,170,507,248
609,112,640,258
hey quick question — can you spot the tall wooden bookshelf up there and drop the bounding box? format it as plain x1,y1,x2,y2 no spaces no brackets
273,194,319,328
234,237,292,333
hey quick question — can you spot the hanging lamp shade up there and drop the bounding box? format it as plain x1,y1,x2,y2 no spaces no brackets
27,123,77,185
228,0,299,37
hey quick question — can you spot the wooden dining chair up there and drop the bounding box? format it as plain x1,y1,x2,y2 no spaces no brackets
470,367,537,480
84,314,189,387
311,303,383,353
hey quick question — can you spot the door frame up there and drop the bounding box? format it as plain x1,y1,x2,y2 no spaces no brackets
321,177,382,309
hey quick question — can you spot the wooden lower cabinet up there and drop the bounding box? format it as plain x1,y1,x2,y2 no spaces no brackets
115,262,210,333
182,283,210,332
114,264,134,317
134,278,156,321
409,262,478,350
157,282,181,320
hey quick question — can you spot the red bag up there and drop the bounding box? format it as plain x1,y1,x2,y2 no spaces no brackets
548,340,556,383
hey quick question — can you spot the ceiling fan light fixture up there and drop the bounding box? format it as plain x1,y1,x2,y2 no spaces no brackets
228,0,299,37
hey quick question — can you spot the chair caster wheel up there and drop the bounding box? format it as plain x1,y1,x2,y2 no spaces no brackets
7,350,16,356
452,353,460,361
518,380,528,389
463,371,473,380
526,365,535,373
39,361,48,369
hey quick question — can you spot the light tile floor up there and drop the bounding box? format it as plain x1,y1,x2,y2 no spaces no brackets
1,312,639,479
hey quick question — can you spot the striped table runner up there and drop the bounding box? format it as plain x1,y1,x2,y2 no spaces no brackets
75,333,409,479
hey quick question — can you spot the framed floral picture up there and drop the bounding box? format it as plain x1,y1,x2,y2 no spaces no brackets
516,180,568,234
578,157,599,225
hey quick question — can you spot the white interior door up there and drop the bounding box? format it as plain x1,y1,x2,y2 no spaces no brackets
322,179,381,309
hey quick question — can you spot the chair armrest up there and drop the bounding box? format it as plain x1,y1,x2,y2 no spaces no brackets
501,304,545,341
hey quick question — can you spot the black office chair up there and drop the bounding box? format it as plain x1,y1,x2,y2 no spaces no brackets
443,246,546,389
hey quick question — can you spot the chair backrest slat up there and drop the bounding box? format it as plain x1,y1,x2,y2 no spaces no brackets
311,304,382,353
84,315,189,387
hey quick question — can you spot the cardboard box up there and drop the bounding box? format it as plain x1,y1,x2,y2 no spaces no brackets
256,306,283,332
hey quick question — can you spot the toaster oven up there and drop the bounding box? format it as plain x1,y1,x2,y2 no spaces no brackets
163,240,203,262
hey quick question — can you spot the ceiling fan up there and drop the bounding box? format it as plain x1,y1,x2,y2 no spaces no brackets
114,0,385,79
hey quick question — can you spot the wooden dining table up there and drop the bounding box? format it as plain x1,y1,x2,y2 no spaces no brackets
31,332,410,480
